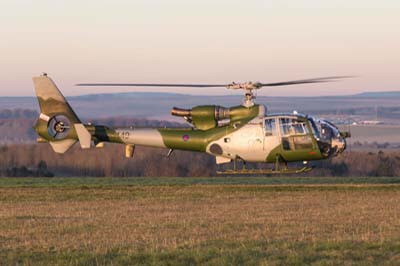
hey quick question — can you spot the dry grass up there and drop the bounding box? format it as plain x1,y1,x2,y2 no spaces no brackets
0,180,400,265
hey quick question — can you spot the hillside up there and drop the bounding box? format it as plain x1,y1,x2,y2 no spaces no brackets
1,91,400,121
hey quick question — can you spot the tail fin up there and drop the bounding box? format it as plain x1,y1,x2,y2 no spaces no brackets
33,74,91,153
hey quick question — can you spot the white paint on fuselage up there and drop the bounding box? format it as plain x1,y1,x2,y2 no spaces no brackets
115,128,166,148
207,116,280,162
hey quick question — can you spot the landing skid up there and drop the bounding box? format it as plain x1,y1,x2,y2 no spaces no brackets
216,166,313,175
216,156,314,175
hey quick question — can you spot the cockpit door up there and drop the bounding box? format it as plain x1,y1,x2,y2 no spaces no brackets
263,118,280,152
278,117,317,161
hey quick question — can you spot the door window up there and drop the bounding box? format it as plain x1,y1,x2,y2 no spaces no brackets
264,118,277,136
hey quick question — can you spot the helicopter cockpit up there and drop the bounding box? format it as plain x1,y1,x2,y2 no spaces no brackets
265,114,346,159
308,116,347,157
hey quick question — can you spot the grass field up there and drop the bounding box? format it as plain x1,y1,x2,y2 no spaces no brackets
1,177,400,265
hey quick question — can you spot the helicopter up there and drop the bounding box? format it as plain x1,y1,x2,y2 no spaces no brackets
33,74,351,175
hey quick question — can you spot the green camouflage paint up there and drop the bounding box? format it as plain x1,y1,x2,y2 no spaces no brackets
159,105,260,151
34,97,80,141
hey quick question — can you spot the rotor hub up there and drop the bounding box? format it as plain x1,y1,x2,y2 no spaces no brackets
226,81,262,91
54,121,67,133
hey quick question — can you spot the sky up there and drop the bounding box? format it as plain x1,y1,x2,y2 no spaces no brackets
0,0,399,97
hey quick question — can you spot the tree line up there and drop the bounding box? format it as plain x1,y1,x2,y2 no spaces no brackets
1,108,399,177
0,144,399,177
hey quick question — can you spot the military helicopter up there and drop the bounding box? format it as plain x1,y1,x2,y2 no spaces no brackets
33,74,350,175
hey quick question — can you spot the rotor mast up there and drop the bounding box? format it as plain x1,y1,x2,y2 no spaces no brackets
226,81,262,107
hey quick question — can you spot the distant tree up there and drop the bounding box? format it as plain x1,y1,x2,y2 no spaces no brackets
37,160,54,177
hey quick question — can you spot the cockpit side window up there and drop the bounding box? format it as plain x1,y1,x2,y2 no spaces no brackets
308,118,320,138
321,123,335,141
279,118,309,136
264,118,277,136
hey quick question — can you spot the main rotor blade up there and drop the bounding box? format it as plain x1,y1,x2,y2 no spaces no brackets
260,76,353,87
76,76,354,89
76,83,227,88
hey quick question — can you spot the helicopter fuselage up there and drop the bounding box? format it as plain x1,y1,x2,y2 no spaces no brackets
89,104,347,164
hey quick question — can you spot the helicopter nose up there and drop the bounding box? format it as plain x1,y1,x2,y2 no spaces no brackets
332,131,350,155
332,136,346,155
